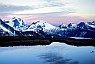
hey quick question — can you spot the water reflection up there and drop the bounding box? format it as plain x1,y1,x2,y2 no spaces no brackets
0,42,95,64
0,46,31,53
39,52,79,64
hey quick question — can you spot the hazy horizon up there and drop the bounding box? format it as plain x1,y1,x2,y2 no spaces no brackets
0,0,95,25
1,17,95,26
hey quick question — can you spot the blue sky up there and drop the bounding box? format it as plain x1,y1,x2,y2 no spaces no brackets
0,0,95,25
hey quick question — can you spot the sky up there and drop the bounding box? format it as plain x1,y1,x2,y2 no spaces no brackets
0,0,95,25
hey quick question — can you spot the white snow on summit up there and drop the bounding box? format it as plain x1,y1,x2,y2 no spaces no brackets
26,21,56,31
0,24,10,32
86,22,95,28
68,23,77,28
4,17,28,31
0,20,14,35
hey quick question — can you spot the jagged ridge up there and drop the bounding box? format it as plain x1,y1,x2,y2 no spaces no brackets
1,18,95,38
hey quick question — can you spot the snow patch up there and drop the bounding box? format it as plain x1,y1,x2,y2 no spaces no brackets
70,37,92,39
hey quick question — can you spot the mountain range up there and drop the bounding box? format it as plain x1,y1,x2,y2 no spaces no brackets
0,17,95,38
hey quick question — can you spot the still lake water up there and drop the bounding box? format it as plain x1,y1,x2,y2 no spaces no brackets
0,42,95,64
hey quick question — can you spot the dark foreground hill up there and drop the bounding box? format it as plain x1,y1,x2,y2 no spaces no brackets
0,36,95,47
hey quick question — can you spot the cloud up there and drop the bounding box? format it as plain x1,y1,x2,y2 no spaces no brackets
15,6,75,15
0,4,34,14
0,0,75,16
27,15,88,25
43,0,65,7
15,11,86,25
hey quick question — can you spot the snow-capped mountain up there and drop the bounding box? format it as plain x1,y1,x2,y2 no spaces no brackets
59,23,77,29
64,21,95,38
68,23,77,28
4,17,28,31
59,23,67,28
0,19,15,36
77,22,88,29
59,21,95,30
1,17,95,38
26,21,56,32
77,22,95,31
0,19,23,36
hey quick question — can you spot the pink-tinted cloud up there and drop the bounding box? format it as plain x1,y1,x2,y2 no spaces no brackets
25,15,89,25
10,13,89,25
0,13,93,26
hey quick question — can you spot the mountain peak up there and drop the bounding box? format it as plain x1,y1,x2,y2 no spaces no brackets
12,17,16,19
1,18,95,38
77,22,87,27
59,23,67,28
4,17,27,31
67,23,77,28
27,20,56,31
13,18,25,26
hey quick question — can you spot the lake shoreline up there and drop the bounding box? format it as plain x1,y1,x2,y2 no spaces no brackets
0,36,95,47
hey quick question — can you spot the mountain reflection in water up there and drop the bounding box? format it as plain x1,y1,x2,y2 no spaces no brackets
0,42,95,64
39,52,79,64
